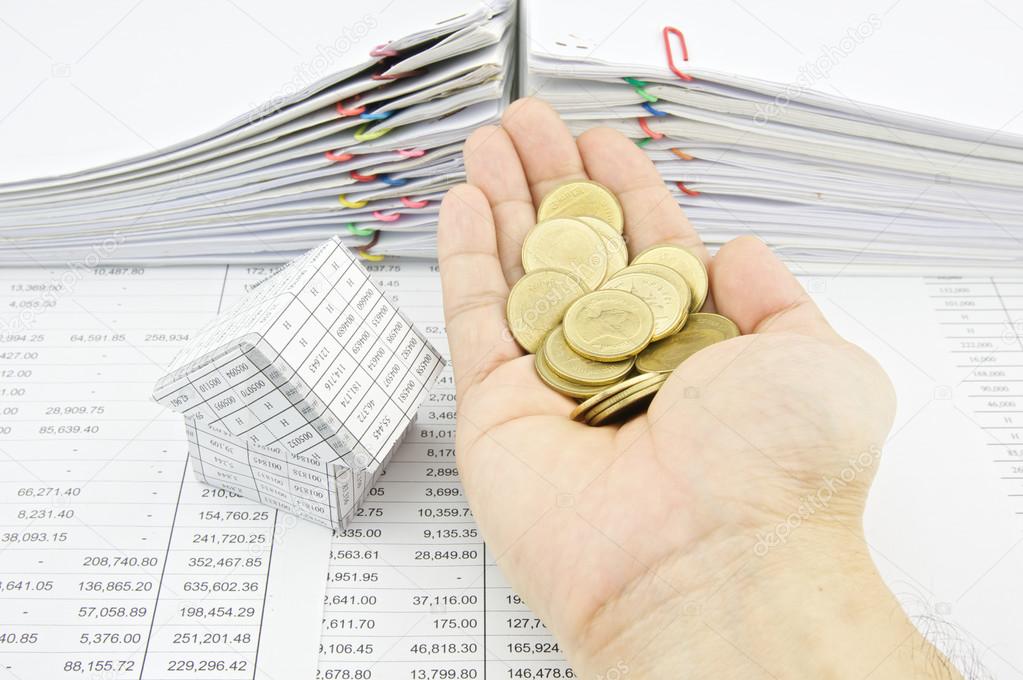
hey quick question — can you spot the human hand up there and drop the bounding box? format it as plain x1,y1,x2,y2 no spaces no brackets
438,98,959,679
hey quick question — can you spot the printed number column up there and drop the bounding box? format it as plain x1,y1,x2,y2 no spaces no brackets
139,482,279,678
933,278,1023,518
318,263,486,679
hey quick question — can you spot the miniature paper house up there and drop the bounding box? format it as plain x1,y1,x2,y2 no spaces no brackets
153,236,444,530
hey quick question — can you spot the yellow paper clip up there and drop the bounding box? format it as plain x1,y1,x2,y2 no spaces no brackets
338,194,368,209
354,122,392,142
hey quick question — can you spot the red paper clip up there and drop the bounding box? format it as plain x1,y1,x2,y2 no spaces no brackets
370,44,398,58
371,68,423,81
324,149,354,162
662,26,692,81
396,148,426,158
676,181,700,197
670,148,694,160
372,210,400,222
400,196,429,209
350,170,378,182
337,96,366,117
638,118,664,140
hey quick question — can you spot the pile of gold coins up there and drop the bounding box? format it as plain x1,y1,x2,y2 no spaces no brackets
506,180,740,426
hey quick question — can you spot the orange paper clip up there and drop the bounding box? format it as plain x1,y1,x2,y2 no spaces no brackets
350,170,378,182
336,96,366,117
324,149,354,162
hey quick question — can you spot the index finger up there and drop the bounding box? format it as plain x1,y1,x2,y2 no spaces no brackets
438,184,523,394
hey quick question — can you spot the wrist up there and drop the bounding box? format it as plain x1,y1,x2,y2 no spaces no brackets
569,523,961,680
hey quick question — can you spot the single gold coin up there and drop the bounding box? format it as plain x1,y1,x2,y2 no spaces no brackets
521,218,607,290
543,326,634,386
563,290,654,362
600,270,685,341
570,372,664,422
534,344,607,399
537,180,624,232
587,376,668,426
616,263,691,334
635,312,741,373
632,244,708,312
576,216,628,281
506,269,587,353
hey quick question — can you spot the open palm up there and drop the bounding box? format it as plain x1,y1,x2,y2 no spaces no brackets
438,99,897,674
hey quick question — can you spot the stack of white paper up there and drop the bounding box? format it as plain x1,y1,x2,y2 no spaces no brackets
0,0,513,264
522,0,1023,273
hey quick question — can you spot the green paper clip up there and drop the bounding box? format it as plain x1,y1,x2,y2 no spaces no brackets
346,223,375,237
623,77,657,103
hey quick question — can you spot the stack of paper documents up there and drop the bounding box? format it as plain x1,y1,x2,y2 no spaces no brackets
0,0,512,264
522,0,1023,274
4,0,1021,273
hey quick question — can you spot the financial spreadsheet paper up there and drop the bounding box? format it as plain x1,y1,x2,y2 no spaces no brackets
1,261,1021,679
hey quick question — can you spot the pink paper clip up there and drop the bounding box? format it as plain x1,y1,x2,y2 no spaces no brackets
370,44,398,58
396,148,426,158
400,196,429,209
372,210,400,222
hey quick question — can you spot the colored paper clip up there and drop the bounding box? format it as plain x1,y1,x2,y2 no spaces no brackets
371,68,423,81
336,96,366,117
358,231,384,261
676,181,700,197
400,196,429,209
346,222,375,237
670,148,695,160
396,147,425,158
359,109,392,121
378,174,407,187
372,210,400,222
662,26,693,81
370,44,398,58
623,77,658,103
638,118,664,140
354,123,392,142
338,194,368,209
635,137,652,148
642,102,667,117
350,170,378,182
324,149,354,162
